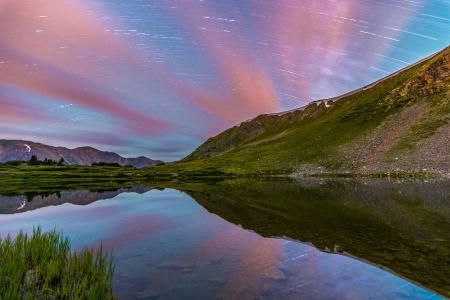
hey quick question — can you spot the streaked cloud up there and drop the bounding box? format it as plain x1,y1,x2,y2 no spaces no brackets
1,0,449,160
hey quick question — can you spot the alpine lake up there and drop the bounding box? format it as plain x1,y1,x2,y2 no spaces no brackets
1,177,449,299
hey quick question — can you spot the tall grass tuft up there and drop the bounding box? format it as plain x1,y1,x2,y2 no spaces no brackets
0,226,116,299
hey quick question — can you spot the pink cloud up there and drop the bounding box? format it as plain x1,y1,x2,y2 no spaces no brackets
0,47,168,135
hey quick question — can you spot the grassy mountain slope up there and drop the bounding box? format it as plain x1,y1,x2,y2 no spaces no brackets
169,46,450,176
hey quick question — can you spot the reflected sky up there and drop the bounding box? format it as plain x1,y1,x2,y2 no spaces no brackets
0,189,441,299
1,0,450,160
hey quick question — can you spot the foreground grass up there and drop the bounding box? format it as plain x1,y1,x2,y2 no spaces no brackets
0,227,115,299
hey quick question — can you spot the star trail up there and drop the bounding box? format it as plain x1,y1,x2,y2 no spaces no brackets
1,0,449,160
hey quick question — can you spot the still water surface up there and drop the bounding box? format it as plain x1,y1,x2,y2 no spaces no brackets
0,180,446,299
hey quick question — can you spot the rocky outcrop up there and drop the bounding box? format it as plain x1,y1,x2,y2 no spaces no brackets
181,45,450,176
334,48,450,175
401,46,450,96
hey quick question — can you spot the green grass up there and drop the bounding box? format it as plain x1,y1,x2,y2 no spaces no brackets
1,48,449,181
154,48,450,176
0,162,238,195
0,226,115,299
162,58,434,174
0,164,156,194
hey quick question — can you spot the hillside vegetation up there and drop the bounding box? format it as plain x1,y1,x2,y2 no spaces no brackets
168,46,450,176
2,47,449,179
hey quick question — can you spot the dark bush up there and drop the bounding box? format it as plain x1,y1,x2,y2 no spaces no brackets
5,160,24,166
27,155,39,165
92,162,121,167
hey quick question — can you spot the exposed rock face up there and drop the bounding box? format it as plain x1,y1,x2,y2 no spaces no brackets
338,101,450,175
0,140,158,168
402,47,450,96
336,48,450,175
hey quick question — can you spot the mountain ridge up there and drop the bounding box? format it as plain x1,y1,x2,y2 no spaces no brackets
179,45,450,176
0,139,160,168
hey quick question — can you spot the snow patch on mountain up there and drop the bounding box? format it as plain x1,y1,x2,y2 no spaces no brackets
24,144,31,153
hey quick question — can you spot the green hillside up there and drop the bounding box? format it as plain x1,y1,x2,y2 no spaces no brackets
161,46,450,176
4,47,447,180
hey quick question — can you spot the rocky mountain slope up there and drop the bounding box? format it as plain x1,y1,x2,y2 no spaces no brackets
0,140,160,168
181,46,450,176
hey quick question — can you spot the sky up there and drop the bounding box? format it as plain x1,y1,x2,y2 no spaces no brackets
1,0,450,161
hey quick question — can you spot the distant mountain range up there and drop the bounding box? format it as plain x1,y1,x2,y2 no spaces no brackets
181,45,450,176
0,140,161,168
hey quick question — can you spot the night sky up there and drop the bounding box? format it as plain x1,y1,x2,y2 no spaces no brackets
1,0,450,161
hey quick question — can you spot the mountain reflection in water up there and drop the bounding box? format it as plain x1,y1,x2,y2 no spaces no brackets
0,186,153,214
174,177,450,298
0,179,447,299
